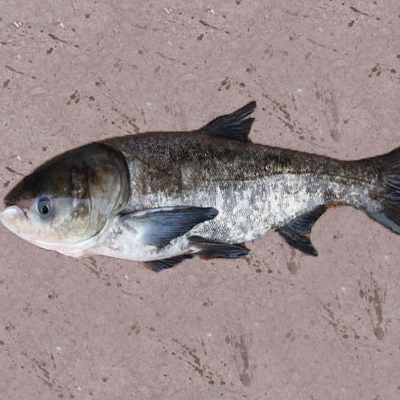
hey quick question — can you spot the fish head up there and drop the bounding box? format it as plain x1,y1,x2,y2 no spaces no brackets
0,143,129,255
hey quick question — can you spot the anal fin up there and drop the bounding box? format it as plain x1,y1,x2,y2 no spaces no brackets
145,254,193,272
278,206,327,256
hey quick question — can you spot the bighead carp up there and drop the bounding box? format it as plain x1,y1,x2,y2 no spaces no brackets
2,102,400,271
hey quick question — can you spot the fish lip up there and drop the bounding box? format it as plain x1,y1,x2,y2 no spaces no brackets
0,204,25,226
0,205,33,244
3,195,29,219
3,192,29,219
2,201,28,220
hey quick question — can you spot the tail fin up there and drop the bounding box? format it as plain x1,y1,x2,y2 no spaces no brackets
368,147,400,234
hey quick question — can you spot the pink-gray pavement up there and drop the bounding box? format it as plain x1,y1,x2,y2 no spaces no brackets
1,1,400,399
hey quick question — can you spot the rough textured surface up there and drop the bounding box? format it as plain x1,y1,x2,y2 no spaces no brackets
1,1,400,399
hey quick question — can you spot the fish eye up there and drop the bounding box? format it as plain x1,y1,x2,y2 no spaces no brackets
37,196,52,216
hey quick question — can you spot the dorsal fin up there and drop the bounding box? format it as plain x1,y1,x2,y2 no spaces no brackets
200,101,256,142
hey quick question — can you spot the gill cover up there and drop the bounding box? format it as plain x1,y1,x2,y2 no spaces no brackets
2,143,129,245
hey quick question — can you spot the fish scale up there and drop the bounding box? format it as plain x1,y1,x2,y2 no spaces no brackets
104,133,378,238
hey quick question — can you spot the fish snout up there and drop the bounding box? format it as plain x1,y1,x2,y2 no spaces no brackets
4,191,32,217
0,204,26,228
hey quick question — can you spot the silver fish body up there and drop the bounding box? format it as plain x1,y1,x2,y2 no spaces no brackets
95,133,375,256
1,102,399,271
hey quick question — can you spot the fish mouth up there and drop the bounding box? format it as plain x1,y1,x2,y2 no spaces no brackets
0,204,25,229
1,199,28,222
1,203,24,215
0,205,38,247
3,192,30,219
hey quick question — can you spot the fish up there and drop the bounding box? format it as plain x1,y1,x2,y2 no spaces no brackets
1,101,400,271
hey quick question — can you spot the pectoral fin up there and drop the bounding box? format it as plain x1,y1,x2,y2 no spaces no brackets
278,206,327,256
189,236,250,258
120,206,218,248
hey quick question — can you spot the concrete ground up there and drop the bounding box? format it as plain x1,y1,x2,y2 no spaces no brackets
1,1,400,399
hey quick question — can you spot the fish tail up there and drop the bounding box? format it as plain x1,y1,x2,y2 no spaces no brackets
367,146,400,234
